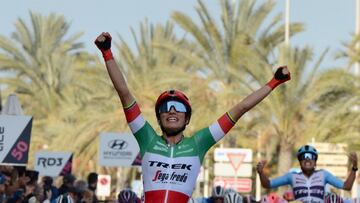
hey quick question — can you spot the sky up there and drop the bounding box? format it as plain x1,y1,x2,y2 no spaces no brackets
0,0,357,69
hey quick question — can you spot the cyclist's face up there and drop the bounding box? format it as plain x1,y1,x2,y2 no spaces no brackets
300,159,316,171
159,107,188,132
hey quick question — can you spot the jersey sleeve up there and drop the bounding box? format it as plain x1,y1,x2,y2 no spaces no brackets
270,172,292,188
323,170,344,189
193,112,236,161
208,112,236,142
124,101,156,156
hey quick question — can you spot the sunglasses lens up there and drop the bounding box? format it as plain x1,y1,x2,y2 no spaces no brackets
301,153,316,160
158,101,187,113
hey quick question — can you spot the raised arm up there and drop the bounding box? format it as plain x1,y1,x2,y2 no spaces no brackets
256,160,271,188
343,152,358,190
95,32,135,108
228,66,290,122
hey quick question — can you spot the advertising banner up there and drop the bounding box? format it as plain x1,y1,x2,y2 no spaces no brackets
34,151,73,176
0,115,33,165
99,132,140,167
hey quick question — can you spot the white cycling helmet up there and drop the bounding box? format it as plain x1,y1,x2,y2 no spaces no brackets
224,192,243,203
212,185,225,197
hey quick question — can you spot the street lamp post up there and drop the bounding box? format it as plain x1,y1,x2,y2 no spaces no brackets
285,0,290,46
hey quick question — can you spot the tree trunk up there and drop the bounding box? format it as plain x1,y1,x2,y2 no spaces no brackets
276,139,294,193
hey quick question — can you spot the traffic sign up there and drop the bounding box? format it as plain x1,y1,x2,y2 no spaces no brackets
214,148,252,162
96,175,111,197
214,177,252,193
227,153,245,172
214,163,252,177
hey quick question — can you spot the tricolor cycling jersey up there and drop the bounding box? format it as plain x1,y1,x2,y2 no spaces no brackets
124,102,235,203
270,170,344,203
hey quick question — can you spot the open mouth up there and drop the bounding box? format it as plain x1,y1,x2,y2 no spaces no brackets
304,161,312,167
167,117,178,122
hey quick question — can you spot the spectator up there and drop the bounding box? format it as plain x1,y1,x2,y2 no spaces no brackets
80,189,94,203
6,189,24,203
28,184,49,203
42,176,59,202
58,175,76,195
74,180,88,202
87,173,98,203
0,174,7,203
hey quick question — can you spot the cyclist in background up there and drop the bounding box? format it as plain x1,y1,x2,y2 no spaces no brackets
208,185,225,203
257,145,358,203
224,192,243,203
117,189,140,203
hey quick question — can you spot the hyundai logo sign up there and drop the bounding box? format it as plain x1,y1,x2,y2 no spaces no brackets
108,139,128,150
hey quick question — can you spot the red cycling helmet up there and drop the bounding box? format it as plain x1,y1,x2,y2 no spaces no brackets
155,89,192,120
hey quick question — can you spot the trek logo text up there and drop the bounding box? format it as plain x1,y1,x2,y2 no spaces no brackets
148,161,192,170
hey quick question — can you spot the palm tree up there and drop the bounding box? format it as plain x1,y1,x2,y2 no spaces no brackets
170,0,304,79
335,34,360,70
332,33,360,148
0,11,88,165
168,0,304,148
169,0,359,178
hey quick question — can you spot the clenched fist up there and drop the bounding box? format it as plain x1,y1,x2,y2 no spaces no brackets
94,32,113,61
267,66,291,89
256,160,267,174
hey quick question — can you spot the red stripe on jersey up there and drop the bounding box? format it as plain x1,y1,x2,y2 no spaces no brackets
144,190,189,203
217,113,235,134
144,190,165,203
124,103,141,123
166,190,189,203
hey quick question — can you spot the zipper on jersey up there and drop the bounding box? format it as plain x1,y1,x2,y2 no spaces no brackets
164,145,174,203
306,175,311,202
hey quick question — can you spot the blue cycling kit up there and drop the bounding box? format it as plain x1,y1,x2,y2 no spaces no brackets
270,169,344,203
